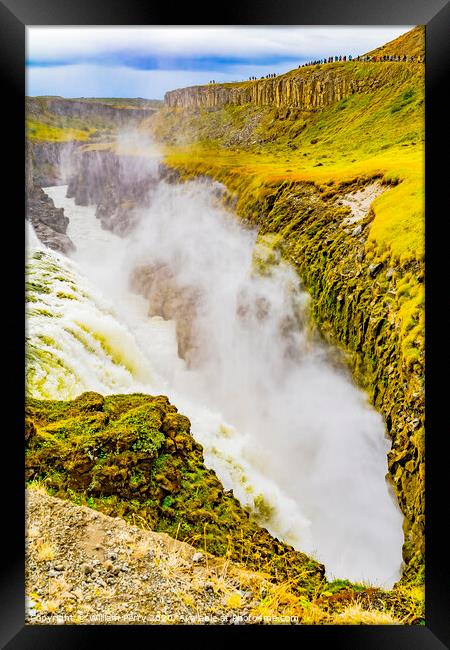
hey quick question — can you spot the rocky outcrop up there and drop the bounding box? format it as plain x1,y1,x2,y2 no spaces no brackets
28,140,76,187
25,392,325,594
165,66,383,111
26,97,157,127
26,141,75,253
130,264,201,364
26,187,75,254
129,238,308,368
67,149,160,235
44,98,155,125
25,488,276,625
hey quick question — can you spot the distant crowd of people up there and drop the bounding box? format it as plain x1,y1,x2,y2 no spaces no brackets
207,53,424,85
300,53,424,67
209,73,278,83
248,73,278,80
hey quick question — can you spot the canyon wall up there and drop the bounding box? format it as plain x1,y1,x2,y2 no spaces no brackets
164,66,383,111
26,141,76,253
66,148,161,235
29,140,76,187
27,97,157,126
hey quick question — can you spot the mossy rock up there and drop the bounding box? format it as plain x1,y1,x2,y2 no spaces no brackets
26,391,325,595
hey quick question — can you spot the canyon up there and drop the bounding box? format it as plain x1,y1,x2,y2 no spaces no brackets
25,25,425,624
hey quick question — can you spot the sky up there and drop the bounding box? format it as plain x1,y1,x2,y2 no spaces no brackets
26,26,414,100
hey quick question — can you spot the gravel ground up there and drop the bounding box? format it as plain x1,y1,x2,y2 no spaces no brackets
25,488,282,625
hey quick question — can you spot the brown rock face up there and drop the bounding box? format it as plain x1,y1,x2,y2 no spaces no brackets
164,67,378,111
130,264,201,365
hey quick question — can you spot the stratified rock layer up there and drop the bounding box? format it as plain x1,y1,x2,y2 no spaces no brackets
165,67,378,111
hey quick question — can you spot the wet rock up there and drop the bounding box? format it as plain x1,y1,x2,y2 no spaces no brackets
130,263,201,364
27,140,73,187
66,149,159,236
386,268,396,281
27,187,75,254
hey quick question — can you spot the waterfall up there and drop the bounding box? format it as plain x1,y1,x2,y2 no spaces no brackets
26,175,404,587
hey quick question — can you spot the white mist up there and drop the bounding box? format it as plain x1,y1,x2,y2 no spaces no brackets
34,161,404,587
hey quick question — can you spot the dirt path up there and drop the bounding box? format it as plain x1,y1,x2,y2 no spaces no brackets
25,488,285,625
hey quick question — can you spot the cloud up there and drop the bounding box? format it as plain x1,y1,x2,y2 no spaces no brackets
26,26,415,98
27,26,413,67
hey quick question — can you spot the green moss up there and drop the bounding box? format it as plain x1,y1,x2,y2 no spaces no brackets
321,579,367,596
26,391,325,595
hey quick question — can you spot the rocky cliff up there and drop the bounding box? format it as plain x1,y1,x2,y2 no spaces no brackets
29,140,77,187
26,187,75,254
44,98,156,125
26,141,75,253
165,65,382,111
161,162,424,586
66,148,160,235
27,97,158,127
164,26,424,113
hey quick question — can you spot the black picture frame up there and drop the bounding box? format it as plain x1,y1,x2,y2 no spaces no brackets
2,0,449,647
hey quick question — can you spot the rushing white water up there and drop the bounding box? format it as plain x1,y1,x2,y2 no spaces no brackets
26,177,404,587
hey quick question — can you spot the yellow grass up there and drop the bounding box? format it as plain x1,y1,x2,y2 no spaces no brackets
164,143,424,263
